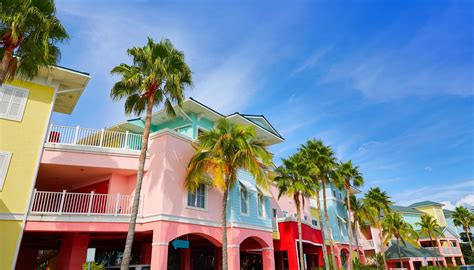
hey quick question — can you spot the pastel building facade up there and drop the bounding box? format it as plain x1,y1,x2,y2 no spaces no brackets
318,183,367,268
15,98,292,270
360,201,465,270
0,67,90,270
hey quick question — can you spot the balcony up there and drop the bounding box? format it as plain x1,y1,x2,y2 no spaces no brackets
441,246,462,255
30,190,135,217
361,239,375,249
45,124,142,153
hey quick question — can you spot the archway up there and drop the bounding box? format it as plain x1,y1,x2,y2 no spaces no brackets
340,248,350,269
167,233,221,270
240,237,267,270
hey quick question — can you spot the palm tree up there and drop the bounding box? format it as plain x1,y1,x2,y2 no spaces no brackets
416,214,444,268
185,119,273,270
275,153,319,270
300,139,338,270
315,187,331,270
110,38,192,270
0,0,68,85
336,160,364,270
347,194,376,262
452,206,474,252
382,212,419,268
364,187,393,269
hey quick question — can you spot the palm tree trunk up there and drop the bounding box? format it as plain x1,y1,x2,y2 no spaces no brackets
353,222,361,262
466,227,474,252
430,235,441,269
316,192,330,270
322,177,337,270
0,48,13,86
345,183,353,270
396,238,403,269
377,214,388,270
221,177,230,270
295,193,305,270
121,93,154,270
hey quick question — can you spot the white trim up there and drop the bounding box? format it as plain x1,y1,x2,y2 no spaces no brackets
225,114,283,142
43,143,143,157
152,242,169,246
11,84,58,270
228,222,273,232
0,150,12,191
0,84,29,122
0,213,24,220
261,247,274,251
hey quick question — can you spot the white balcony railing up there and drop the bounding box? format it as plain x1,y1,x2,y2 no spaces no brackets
362,239,375,249
46,124,142,151
442,247,462,255
30,189,134,216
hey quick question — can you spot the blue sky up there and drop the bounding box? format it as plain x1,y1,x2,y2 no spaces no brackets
52,0,473,208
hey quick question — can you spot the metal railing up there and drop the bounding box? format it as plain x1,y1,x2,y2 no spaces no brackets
442,246,462,255
362,239,375,248
46,124,142,151
30,189,134,216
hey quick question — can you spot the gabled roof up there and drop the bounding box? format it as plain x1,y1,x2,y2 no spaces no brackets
385,241,441,259
409,201,444,208
443,209,455,217
390,205,423,215
109,98,284,145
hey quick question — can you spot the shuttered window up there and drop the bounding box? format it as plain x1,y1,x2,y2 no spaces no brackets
0,85,29,121
0,151,12,191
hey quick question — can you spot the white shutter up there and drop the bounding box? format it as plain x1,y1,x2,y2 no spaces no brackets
0,151,12,191
0,85,29,121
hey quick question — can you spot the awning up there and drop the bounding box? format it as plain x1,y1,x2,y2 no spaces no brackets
239,180,258,192
337,215,347,223
256,185,272,197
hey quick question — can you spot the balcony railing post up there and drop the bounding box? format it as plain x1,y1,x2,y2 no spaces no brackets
46,123,53,143
114,193,121,216
30,188,37,212
58,190,66,215
87,191,94,216
124,131,129,149
99,129,105,147
73,125,80,145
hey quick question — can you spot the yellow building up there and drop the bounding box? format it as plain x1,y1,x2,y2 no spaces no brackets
0,66,89,270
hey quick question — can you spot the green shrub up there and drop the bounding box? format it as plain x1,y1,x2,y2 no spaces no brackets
82,262,104,270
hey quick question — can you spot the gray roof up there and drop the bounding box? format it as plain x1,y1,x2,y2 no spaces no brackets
390,205,423,215
385,241,442,259
409,201,444,208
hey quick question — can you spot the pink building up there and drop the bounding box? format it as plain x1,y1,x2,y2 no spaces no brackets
17,99,285,270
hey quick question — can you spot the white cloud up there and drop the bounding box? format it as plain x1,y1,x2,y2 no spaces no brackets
321,7,473,100
291,46,332,76
424,166,433,172
393,180,474,206
442,195,474,210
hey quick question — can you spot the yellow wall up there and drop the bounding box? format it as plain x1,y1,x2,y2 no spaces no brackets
415,206,447,227
0,79,54,270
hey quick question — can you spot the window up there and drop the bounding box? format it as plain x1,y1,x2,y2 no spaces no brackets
282,211,288,217
187,184,206,209
304,215,308,221
272,208,277,218
332,190,337,197
0,151,12,191
240,185,249,214
0,85,29,121
257,193,266,217
312,219,318,226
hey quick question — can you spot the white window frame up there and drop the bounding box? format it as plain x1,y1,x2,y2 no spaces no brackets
257,193,266,218
0,151,12,191
186,183,208,211
0,84,29,122
240,185,250,215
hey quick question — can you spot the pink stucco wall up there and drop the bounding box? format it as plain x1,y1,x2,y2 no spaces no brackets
269,184,313,219
140,132,223,222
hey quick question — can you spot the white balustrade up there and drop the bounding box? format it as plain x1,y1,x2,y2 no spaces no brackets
31,189,135,216
47,124,142,151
